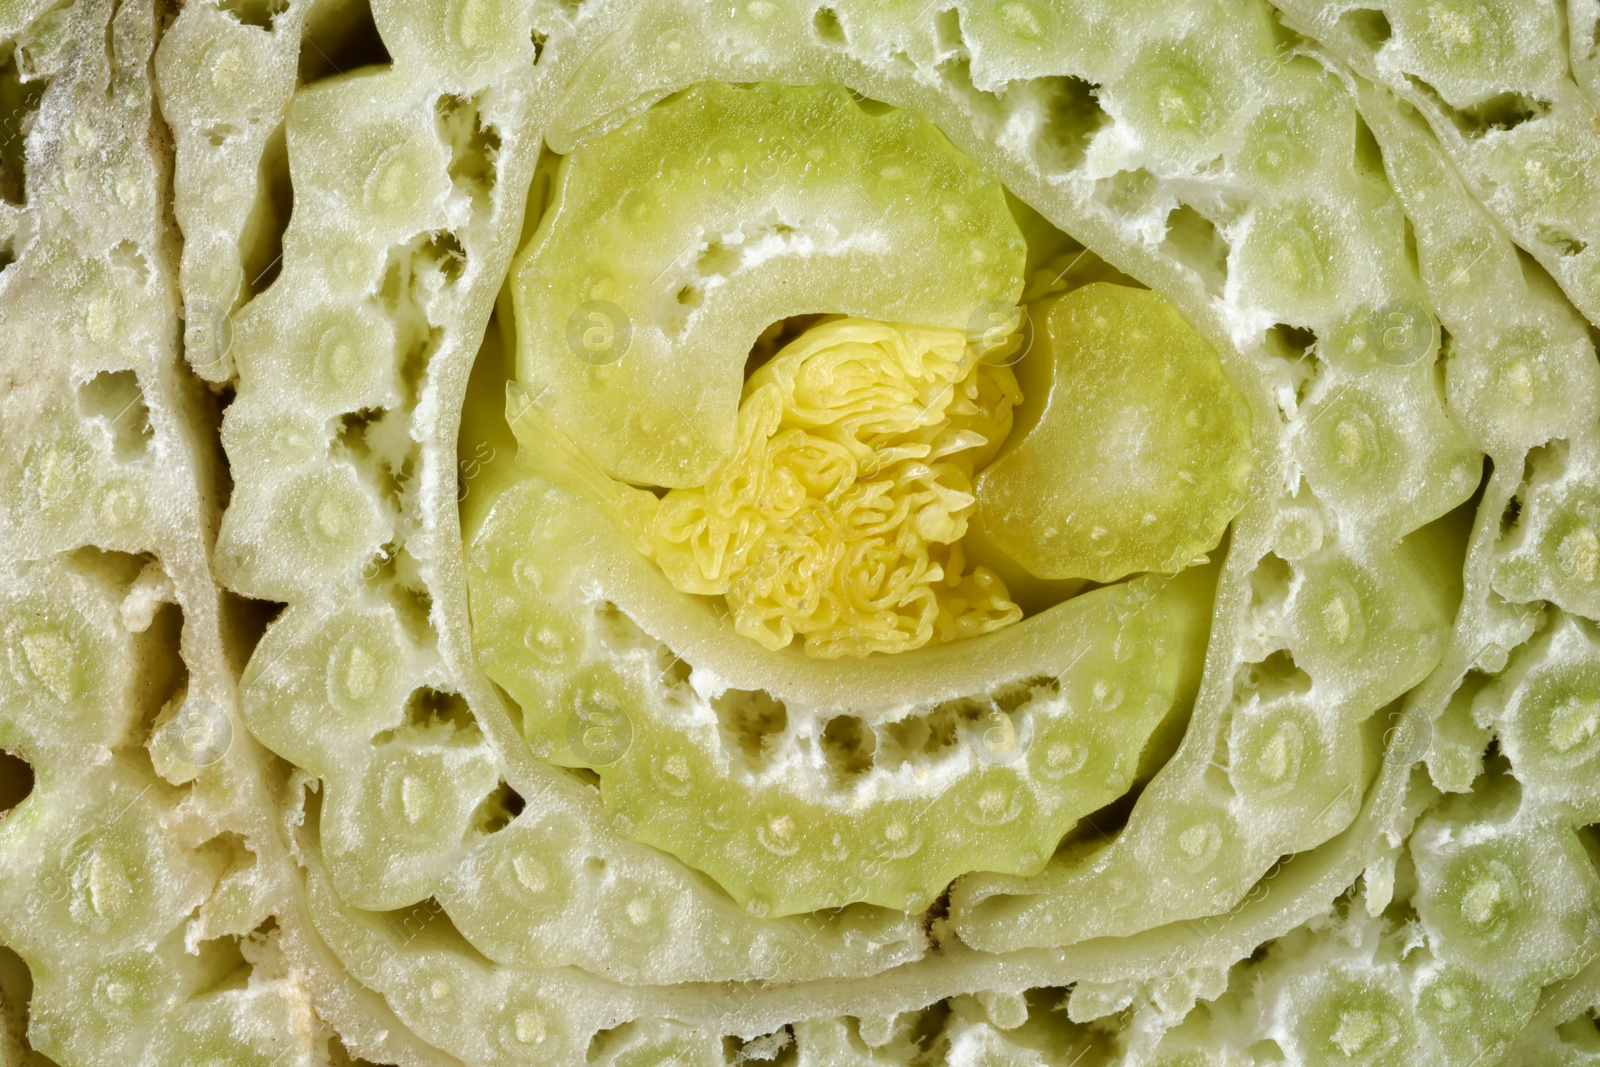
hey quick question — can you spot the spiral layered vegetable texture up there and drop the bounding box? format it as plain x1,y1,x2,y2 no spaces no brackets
5,0,1600,1063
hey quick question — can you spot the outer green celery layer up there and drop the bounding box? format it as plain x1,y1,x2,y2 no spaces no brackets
465,449,1213,915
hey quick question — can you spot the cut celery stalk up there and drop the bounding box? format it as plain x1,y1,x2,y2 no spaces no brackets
13,0,1600,1061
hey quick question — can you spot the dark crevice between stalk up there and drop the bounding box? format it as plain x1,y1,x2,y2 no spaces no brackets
0,751,32,815
0,44,45,208
0,947,46,1064
239,118,291,301
298,0,391,86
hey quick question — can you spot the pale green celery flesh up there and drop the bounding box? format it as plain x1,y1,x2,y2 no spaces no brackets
509,80,1026,488
977,282,1254,583
466,446,1213,915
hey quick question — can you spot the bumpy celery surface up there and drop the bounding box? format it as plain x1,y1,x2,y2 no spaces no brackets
4,0,1600,1065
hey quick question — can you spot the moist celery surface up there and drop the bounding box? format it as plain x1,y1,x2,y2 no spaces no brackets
5,1,1600,1065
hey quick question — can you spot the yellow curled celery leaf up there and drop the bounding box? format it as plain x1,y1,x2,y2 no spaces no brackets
622,317,1022,658
465,457,1212,915
510,80,1026,488
976,282,1254,583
